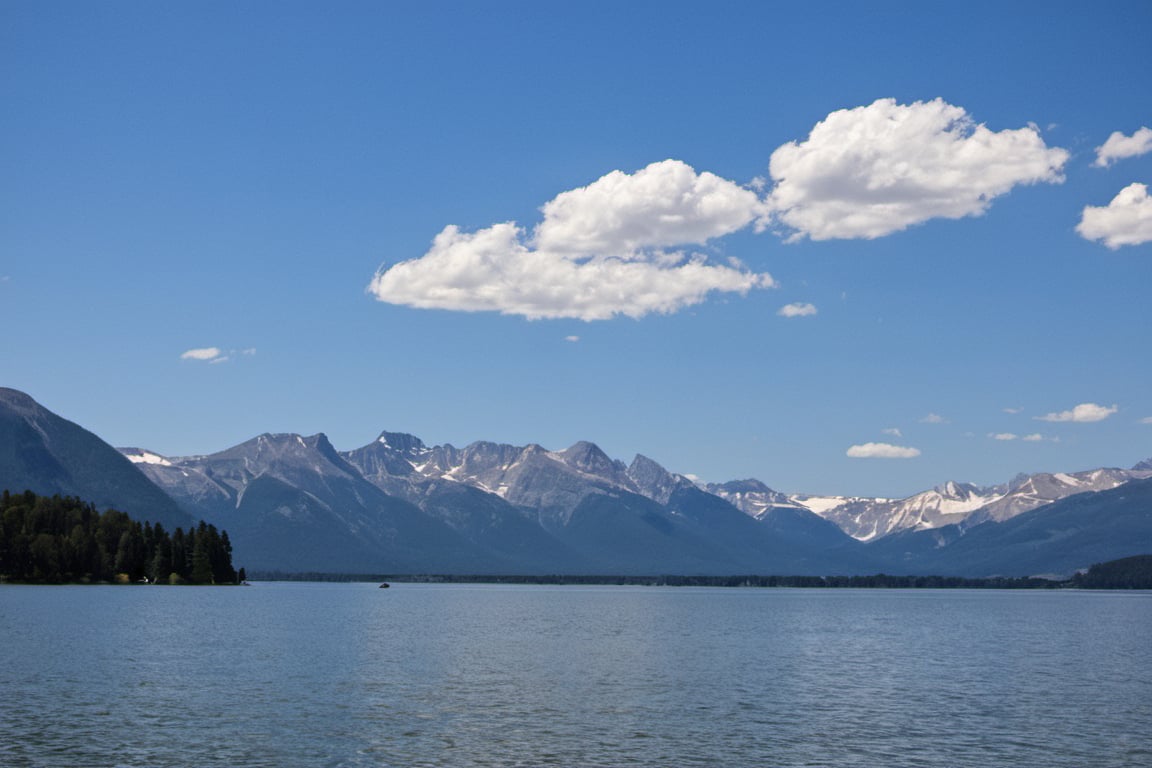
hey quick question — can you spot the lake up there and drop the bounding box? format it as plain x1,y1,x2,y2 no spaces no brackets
1,583,1149,767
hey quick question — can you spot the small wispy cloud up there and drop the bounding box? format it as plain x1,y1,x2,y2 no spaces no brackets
180,346,255,364
881,427,902,438
990,432,1050,443
181,347,223,362
919,413,948,424
1139,417,1152,425
564,335,580,343
1003,407,1022,414
1036,402,1118,423
846,442,921,459
1093,126,1152,168
777,302,818,318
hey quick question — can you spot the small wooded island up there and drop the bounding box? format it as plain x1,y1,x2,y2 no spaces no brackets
0,490,243,584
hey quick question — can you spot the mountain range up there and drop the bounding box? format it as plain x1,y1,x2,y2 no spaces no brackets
2,387,1149,577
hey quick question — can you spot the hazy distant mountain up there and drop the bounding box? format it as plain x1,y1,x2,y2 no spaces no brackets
865,477,1152,578
0,388,191,529
742,466,1152,542
704,478,810,519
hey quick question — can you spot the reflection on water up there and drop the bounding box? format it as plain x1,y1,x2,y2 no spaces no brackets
1,583,1150,767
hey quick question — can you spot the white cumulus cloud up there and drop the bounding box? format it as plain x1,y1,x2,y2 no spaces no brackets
181,347,222,361
1022,433,1045,442
766,98,1069,240
1076,183,1152,249
990,433,1018,441
534,159,767,256
1036,402,1118,423
1094,127,1152,168
369,161,773,321
846,442,921,459
777,302,818,318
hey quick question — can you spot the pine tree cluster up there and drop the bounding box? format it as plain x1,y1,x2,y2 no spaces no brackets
0,490,241,584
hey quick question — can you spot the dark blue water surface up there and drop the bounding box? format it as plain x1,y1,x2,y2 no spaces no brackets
1,583,1149,767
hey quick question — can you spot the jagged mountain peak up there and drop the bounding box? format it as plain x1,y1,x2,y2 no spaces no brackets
374,431,429,455
627,454,694,505
932,480,984,498
1133,457,1152,472
200,431,356,479
558,440,621,475
710,478,775,494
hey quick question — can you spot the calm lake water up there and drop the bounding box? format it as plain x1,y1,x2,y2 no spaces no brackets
1,583,1149,768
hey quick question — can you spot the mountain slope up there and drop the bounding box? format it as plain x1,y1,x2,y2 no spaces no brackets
0,388,191,529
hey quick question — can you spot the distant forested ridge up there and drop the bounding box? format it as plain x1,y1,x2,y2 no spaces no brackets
1073,554,1152,589
0,490,241,584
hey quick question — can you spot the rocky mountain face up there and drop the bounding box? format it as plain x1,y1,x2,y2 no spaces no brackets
126,428,861,575
0,388,191,530
704,479,809,519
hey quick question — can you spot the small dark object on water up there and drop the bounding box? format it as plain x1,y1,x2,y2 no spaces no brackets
379,583,390,589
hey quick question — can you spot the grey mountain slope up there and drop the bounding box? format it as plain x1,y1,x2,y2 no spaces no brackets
343,433,867,574
132,432,494,573
0,388,191,529
663,486,875,574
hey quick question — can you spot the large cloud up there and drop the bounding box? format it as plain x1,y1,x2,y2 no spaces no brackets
370,223,772,322
1076,183,1152,249
370,161,773,321
1093,127,1152,168
766,98,1069,240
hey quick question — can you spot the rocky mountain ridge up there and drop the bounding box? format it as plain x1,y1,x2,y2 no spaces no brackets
3,387,1148,577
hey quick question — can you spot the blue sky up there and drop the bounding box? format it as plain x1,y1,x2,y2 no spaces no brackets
2,1,1150,497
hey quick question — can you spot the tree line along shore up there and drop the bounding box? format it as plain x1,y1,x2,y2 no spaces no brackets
252,557,1152,590
0,490,243,585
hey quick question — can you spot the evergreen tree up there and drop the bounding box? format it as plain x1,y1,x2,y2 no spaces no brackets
190,522,214,584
